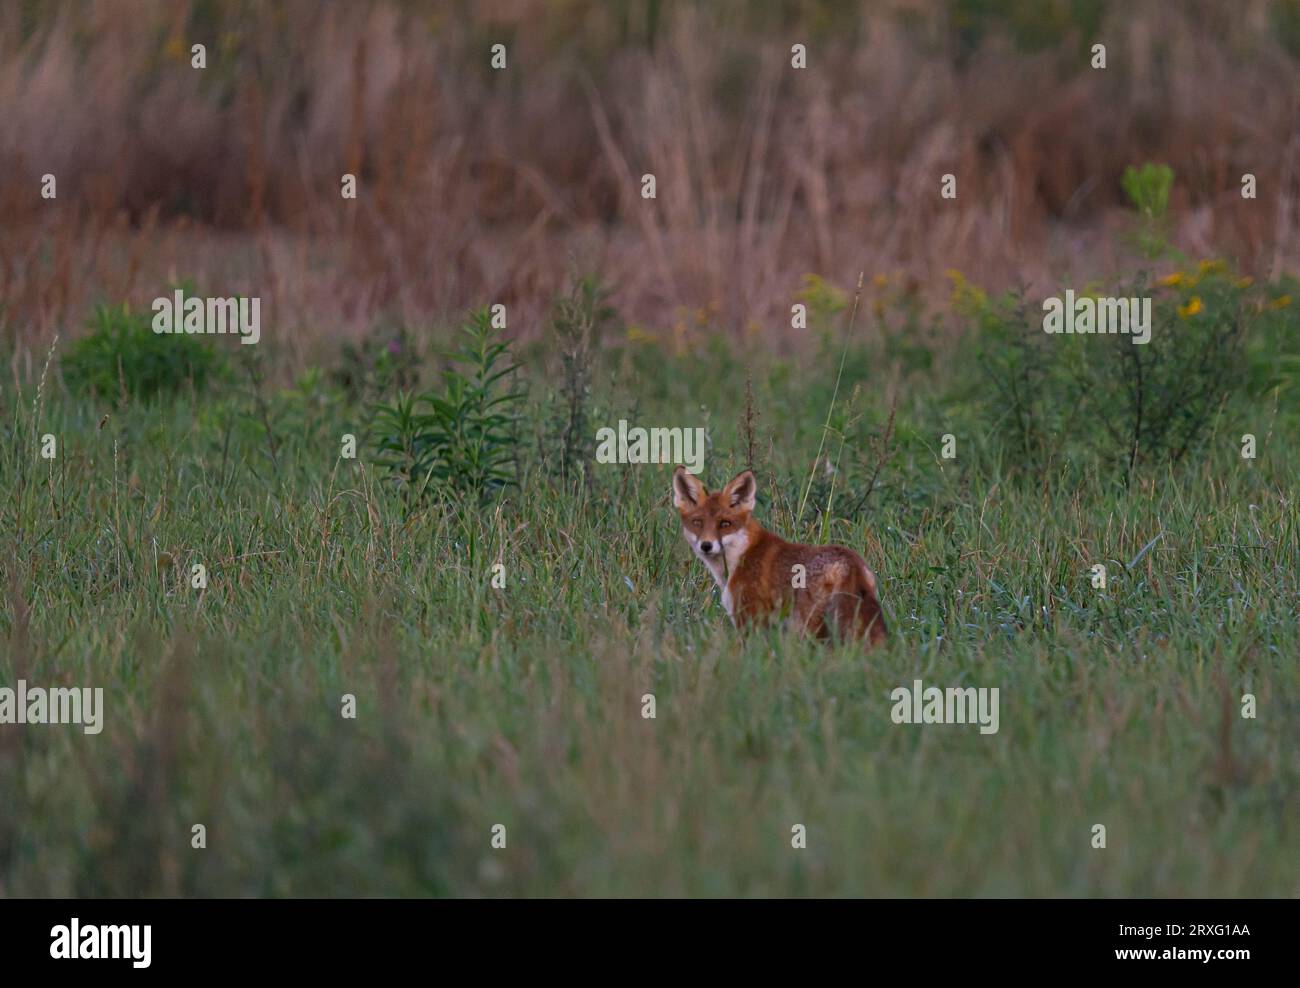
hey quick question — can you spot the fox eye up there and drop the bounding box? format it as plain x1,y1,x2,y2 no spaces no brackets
719,520,732,529
691,519,703,529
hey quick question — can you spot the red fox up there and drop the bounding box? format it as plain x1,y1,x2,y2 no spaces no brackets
672,466,887,645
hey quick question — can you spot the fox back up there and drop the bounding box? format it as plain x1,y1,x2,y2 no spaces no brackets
672,467,886,646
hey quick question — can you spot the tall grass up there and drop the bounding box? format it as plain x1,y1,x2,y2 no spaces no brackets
1,313,1296,896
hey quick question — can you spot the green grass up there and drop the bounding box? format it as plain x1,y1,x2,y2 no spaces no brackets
0,329,1296,897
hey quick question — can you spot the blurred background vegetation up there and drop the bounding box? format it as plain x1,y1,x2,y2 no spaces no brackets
2,0,1298,364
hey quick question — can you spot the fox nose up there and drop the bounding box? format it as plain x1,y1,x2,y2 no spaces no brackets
700,541,713,553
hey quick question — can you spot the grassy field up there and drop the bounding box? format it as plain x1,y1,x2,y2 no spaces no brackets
2,286,1297,898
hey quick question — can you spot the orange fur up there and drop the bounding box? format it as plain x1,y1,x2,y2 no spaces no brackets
672,467,886,646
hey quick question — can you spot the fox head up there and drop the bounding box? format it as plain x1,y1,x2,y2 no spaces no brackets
672,466,757,564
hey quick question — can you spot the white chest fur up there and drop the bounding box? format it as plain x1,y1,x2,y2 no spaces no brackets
721,528,751,576
718,529,751,624
720,584,735,620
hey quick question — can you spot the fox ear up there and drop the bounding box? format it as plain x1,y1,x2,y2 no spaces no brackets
672,466,706,508
723,470,757,510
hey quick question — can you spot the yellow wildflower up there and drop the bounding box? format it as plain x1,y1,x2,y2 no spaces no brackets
798,274,848,313
1157,272,1184,287
1178,296,1203,318
1269,295,1292,310
946,269,987,315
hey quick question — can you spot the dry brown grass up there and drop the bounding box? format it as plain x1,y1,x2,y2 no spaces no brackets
1,0,1297,371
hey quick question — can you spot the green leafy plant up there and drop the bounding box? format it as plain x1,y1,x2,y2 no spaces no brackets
971,263,1264,484
371,309,523,503
370,391,427,491
965,161,1280,484
1122,162,1175,258
62,301,227,401
1081,268,1248,480
968,289,1057,471
1121,162,1173,219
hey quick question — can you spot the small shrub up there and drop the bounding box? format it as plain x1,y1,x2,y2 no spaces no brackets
62,302,227,400
967,164,1279,483
370,310,523,504
1122,162,1175,258
1085,267,1249,478
971,265,1262,483
1121,162,1174,220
